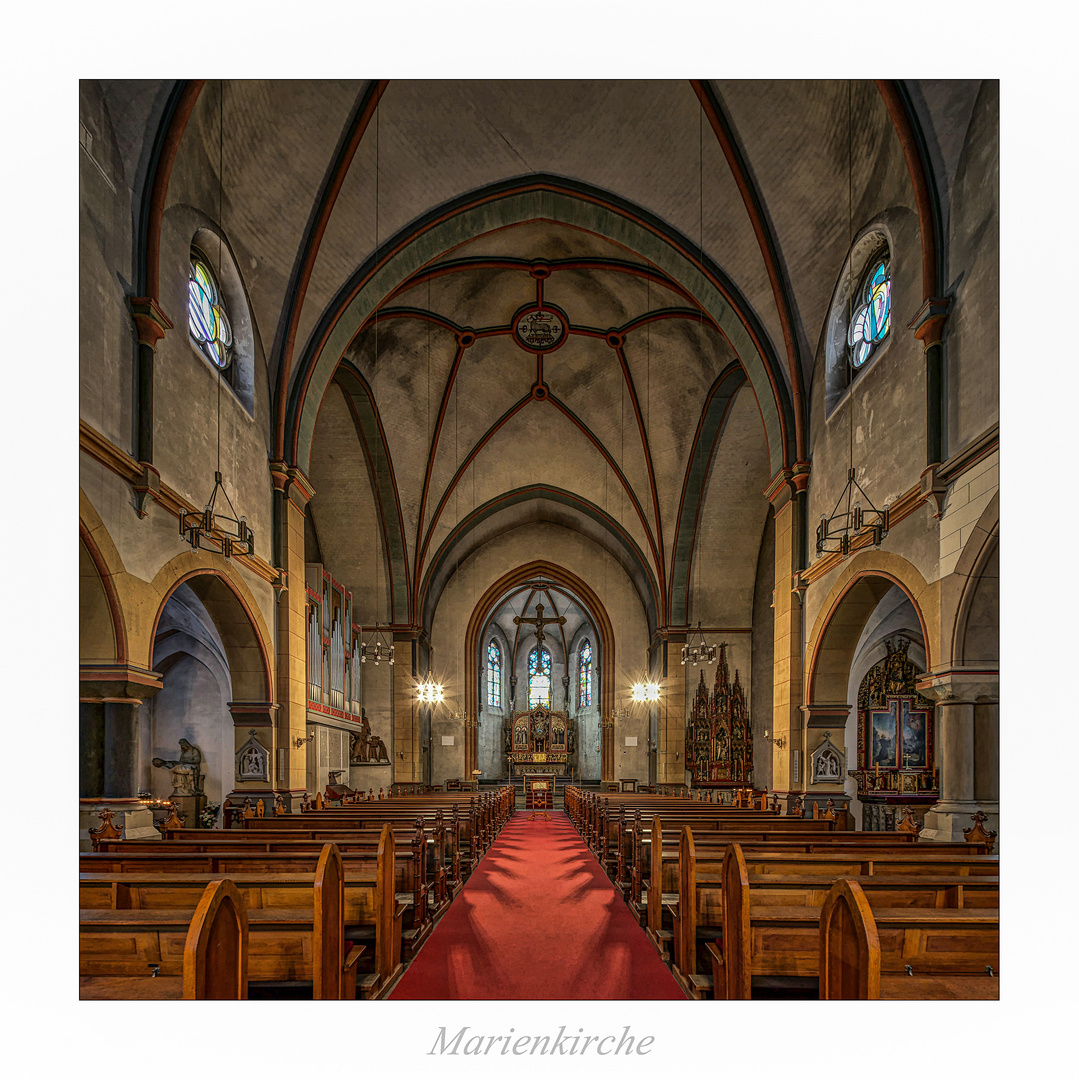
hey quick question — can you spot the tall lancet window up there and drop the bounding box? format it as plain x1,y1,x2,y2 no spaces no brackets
528,646,552,709
487,640,502,708
579,639,593,707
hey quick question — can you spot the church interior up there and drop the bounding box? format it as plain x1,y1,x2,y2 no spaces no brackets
76,76,1003,1008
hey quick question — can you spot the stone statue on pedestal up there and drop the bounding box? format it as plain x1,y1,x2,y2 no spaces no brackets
152,739,204,796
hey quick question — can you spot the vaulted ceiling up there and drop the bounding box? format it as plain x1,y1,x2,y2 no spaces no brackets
113,78,974,636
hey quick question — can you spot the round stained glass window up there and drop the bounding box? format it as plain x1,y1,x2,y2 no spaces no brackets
848,259,891,369
188,252,233,369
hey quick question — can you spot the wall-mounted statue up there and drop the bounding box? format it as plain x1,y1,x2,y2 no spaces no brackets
349,709,373,763
152,739,204,796
368,734,390,764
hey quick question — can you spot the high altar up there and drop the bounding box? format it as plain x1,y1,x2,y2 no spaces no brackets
506,705,575,778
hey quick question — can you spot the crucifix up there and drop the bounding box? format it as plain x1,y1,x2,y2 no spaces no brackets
513,602,566,646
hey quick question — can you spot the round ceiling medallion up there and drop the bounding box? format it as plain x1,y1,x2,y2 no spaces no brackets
512,303,569,353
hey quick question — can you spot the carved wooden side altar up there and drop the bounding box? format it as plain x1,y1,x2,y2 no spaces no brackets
685,644,753,788
506,705,575,777
848,636,939,831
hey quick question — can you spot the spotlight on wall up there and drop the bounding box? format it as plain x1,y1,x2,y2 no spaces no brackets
417,679,445,705
630,682,661,703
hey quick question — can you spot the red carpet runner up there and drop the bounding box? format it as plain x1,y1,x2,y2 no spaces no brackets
389,810,685,999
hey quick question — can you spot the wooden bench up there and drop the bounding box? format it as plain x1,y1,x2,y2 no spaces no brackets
82,829,402,995
819,879,1000,1000
80,877,248,1000
80,846,368,999
713,843,999,1000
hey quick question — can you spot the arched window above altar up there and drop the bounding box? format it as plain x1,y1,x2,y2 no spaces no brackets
579,639,592,707
528,646,552,709
487,640,502,707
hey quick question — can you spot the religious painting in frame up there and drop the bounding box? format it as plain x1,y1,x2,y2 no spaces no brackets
869,705,899,768
900,699,929,768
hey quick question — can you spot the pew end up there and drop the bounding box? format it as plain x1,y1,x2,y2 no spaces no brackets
818,879,881,1000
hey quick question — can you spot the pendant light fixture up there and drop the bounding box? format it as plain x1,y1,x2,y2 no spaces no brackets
628,277,661,705
182,79,253,560
816,80,889,559
360,98,394,667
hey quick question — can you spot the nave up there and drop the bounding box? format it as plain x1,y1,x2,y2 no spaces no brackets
390,810,684,1000
79,782,998,1001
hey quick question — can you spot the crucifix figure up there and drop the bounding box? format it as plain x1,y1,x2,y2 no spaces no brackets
513,602,566,646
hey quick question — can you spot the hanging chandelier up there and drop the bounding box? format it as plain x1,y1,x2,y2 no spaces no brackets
180,471,254,558
817,83,890,562
631,681,661,703
417,678,444,705
681,622,717,666
359,621,394,665
181,86,251,562
816,468,889,557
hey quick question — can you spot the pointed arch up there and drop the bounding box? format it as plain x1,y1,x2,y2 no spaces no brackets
804,552,936,708
147,555,274,702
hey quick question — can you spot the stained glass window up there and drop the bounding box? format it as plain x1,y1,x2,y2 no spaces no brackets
848,258,891,369
579,639,592,707
486,640,501,708
188,251,233,369
527,646,551,709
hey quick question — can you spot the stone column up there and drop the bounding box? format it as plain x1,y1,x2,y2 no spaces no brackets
129,297,173,469
394,631,420,783
659,634,687,785
909,298,952,469
974,701,999,803
80,664,163,797
102,699,141,798
800,704,853,826
80,701,105,798
917,668,998,842
765,463,810,810
226,702,280,812
79,665,163,845
270,463,314,808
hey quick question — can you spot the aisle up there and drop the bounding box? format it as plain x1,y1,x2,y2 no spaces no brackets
389,810,685,999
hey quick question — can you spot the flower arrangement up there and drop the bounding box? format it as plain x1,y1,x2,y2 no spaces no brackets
199,802,221,829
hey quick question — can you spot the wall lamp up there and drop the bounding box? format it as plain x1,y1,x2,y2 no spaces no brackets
763,729,786,749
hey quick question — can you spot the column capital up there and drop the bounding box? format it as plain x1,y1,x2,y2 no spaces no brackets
129,296,174,348
916,665,998,704
763,460,811,510
908,296,953,349
269,461,316,508
227,701,279,727
80,663,163,701
800,703,852,727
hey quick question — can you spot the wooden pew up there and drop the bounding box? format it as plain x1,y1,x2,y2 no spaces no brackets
80,877,249,1000
818,879,1000,1000
82,828,402,996
639,818,995,986
715,843,999,1000
80,843,366,999
101,818,456,911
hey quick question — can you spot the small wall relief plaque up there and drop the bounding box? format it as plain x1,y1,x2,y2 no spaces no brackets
811,732,844,784
236,730,269,782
